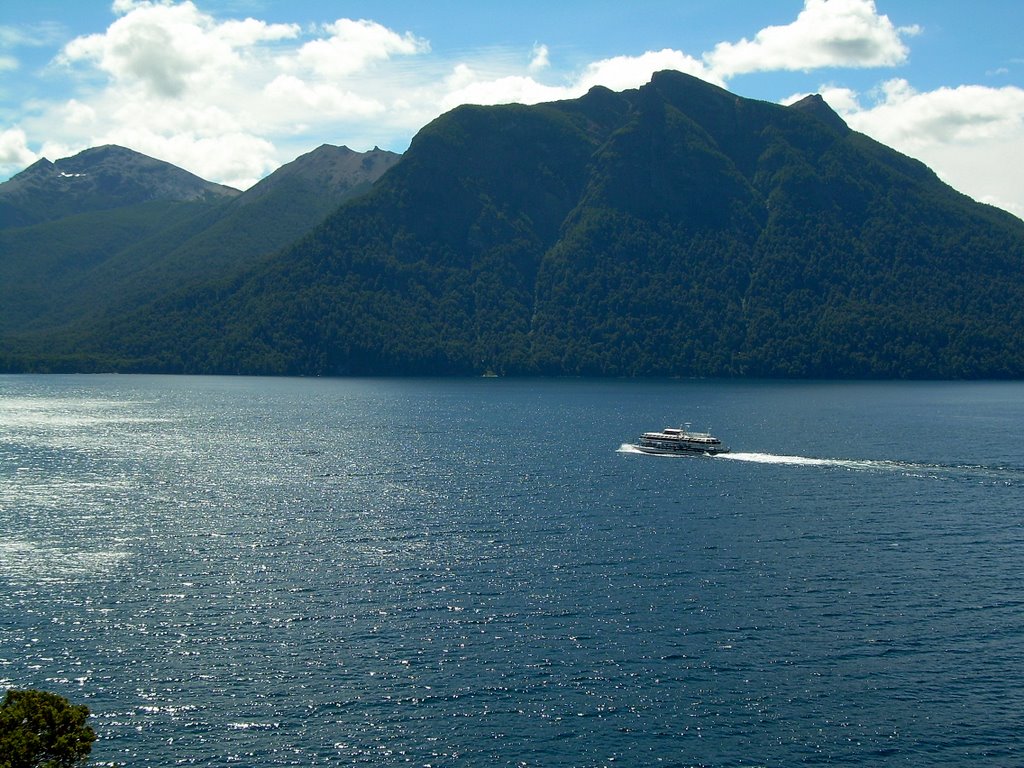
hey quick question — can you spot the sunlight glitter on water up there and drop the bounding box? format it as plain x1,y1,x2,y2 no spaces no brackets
4,374,1024,767
0,396,149,427
0,539,130,583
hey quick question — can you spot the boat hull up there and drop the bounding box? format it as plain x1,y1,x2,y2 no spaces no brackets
634,443,729,456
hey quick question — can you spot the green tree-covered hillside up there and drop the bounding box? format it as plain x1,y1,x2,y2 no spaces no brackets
4,71,1024,378
0,145,399,348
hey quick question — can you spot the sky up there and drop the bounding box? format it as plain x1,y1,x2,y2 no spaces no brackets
1,0,1022,218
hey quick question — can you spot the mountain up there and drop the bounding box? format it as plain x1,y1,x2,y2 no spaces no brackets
0,143,399,340
0,145,239,229
157,144,401,284
5,71,1024,378
234,144,398,208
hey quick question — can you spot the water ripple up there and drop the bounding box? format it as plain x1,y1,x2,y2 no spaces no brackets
2,375,1023,766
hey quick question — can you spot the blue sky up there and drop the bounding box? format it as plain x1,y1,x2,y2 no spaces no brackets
2,1,1022,217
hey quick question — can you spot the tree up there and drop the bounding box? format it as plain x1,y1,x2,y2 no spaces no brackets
0,689,96,768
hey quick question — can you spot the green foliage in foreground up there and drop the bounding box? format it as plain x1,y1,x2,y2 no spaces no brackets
0,689,96,768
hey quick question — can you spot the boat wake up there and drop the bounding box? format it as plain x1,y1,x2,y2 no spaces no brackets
620,445,1022,485
729,452,1024,485
720,452,885,470
618,444,881,468
617,444,885,468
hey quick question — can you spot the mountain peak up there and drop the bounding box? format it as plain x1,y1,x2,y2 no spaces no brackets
234,144,400,207
788,94,850,134
0,145,239,228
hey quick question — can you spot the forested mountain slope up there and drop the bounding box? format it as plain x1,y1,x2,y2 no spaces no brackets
0,144,399,341
5,71,1024,378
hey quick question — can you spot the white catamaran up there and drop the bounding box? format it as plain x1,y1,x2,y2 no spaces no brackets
634,424,730,456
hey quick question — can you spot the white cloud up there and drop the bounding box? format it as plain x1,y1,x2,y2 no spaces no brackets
0,127,37,168
852,79,1024,149
58,1,299,100
115,130,278,190
529,43,550,73
61,5,219,98
0,21,66,48
0,55,17,72
706,0,914,78
264,74,386,118
218,17,301,47
441,70,570,110
441,47,719,111
26,3,426,186
111,0,143,13
0,26,24,47
59,99,99,128
290,19,428,79
428,0,909,117
814,79,1024,218
580,49,721,91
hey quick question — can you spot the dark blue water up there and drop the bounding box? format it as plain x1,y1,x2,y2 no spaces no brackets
2,375,1023,766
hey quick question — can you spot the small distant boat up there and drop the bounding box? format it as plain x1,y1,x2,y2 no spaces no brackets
634,424,729,456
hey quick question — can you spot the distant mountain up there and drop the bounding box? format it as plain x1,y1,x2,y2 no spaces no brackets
235,144,399,208
159,145,400,283
4,71,1024,378
0,144,399,339
0,145,239,228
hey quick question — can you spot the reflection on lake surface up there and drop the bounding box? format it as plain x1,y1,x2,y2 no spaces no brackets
2,375,1023,766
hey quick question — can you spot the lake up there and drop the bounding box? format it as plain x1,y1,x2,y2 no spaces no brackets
2,374,1023,766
